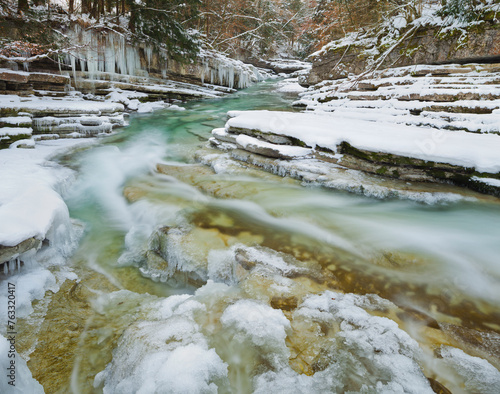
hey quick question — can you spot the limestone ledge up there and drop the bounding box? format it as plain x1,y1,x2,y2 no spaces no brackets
0,237,42,266
210,126,500,198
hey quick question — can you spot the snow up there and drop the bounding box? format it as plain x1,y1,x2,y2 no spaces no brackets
0,183,68,246
472,176,500,188
235,134,312,159
276,77,307,94
95,291,229,393
0,139,89,247
0,94,124,115
226,110,500,174
0,127,32,137
440,346,500,393
0,335,44,393
0,116,32,126
220,299,291,367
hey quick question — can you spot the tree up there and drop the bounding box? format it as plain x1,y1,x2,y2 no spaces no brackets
128,0,200,61
17,0,29,14
438,0,481,22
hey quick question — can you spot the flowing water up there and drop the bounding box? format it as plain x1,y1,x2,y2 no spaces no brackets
25,81,500,393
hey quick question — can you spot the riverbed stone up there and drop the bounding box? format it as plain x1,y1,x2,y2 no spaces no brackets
0,237,41,263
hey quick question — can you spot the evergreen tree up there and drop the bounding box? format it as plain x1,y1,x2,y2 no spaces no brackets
128,0,200,61
438,0,481,22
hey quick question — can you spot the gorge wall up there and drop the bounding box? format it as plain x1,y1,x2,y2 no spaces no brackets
305,13,500,85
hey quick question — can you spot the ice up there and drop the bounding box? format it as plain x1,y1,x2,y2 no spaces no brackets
202,148,471,203
220,299,291,368
95,292,229,393
0,267,57,324
440,346,500,393
254,291,433,393
0,335,44,393
200,50,263,89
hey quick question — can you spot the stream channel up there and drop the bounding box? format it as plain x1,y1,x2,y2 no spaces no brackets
25,80,500,393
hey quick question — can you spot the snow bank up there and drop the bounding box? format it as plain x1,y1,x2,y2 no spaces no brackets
0,140,85,248
0,335,44,393
0,127,32,137
275,78,307,94
0,139,85,348
226,110,500,174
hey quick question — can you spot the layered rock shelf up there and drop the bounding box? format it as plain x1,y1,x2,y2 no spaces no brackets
0,18,269,149
209,63,500,198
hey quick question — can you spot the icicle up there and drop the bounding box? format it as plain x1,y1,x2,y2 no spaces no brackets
145,46,153,71
70,54,77,85
17,258,20,272
3,262,7,275
104,33,114,74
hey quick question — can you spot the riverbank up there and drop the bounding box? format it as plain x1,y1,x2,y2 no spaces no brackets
210,63,500,198
1,80,500,393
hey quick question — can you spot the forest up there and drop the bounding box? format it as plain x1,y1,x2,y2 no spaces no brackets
0,0,487,61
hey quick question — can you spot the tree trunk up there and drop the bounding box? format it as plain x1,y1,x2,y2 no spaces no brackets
82,0,89,13
69,0,74,13
17,0,29,14
129,5,136,33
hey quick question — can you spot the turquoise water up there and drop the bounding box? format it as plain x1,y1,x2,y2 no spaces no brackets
59,80,500,392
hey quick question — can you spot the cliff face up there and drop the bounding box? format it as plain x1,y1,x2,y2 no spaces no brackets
305,13,500,86
0,18,262,90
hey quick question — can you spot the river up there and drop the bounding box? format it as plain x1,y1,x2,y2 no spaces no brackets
26,80,500,393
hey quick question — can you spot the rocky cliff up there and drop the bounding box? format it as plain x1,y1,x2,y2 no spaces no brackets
304,9,500,86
